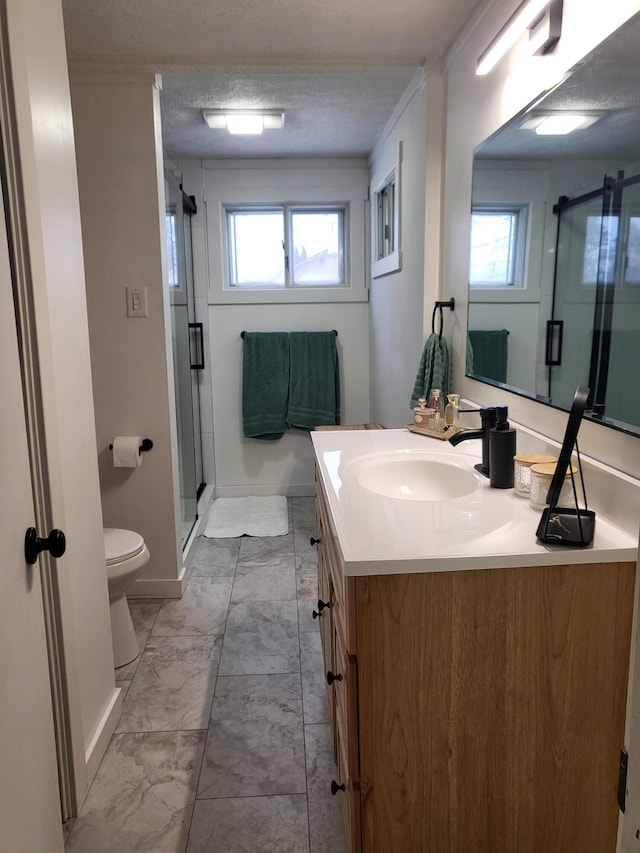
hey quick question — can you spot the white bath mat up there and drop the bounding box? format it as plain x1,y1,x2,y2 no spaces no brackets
203,496,289,539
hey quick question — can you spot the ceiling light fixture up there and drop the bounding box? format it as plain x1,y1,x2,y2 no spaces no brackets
476,0,562,76
518,111,605,134
202,109,285,135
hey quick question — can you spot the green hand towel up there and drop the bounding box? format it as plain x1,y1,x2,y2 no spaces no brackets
287,331,340,429
410,333,450,409
242,332,290,439
468,329,508,384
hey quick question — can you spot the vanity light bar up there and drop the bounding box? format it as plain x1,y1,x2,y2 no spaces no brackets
476,0,554,76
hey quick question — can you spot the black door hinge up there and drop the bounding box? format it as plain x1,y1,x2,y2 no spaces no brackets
618,748,628,813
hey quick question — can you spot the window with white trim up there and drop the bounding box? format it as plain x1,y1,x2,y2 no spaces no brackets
370,146,402,279
469,204,528,288
225,204,347,288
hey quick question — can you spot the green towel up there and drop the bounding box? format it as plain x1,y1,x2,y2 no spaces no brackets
287,331,340,429
242,332,290,439
410,333,450,409
467,330,508,384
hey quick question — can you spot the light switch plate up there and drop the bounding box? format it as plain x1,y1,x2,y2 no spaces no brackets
126,286,149,318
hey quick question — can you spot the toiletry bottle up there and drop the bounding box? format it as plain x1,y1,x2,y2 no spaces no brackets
428,389,443,419
445,394,460,428
489,405,516,488
413,398,431,427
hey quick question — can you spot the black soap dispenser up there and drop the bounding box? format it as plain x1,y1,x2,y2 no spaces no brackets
489,406,516,489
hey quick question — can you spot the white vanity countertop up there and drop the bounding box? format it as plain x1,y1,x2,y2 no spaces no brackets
311,428,639,576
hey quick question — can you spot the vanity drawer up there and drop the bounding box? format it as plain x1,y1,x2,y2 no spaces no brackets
316,481,357,652
331,632,359,782
335,711,362,853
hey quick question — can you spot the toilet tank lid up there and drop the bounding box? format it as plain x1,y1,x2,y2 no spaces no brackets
104,527,146,564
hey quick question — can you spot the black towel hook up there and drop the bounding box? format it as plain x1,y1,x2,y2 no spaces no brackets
431,298,455,340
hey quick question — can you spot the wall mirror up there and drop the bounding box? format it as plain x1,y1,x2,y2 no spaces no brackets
467,12,640,438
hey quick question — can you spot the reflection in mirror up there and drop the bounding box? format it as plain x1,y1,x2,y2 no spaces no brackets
467,12,640,437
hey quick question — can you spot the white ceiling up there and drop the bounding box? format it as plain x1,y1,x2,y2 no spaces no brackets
61,0,484,159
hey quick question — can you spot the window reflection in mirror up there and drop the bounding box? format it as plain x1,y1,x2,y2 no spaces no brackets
466,12,640,438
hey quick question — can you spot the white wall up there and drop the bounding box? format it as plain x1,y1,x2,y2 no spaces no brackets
443,0,640,480
196,159,370,496
369,73,433,428
70,71,184,596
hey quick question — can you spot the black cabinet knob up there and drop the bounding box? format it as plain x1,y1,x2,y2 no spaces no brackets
312,609,322,620
331,780,346,795
24,527,66,565
326,671,342,686
310,536,320,546
312,598,330,619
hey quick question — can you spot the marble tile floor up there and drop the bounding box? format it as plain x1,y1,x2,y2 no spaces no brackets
64,497,347,853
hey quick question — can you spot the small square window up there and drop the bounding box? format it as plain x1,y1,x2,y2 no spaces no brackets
290,208,345,285
469,205,527,287
227,208,285,286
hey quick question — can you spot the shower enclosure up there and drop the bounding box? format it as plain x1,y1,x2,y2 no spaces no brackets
549,169,640,432
165,167,205,544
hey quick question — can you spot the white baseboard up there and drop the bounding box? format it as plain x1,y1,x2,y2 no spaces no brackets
84,686,123,788
214,484,315,499
128,563,187,599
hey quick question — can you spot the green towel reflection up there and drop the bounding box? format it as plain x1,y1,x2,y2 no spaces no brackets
468,329,509,384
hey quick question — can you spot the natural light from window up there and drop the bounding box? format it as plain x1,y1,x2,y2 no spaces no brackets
469,207,524,287
226,206,345,288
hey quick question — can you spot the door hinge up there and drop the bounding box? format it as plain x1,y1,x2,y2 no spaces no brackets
618,748,628,813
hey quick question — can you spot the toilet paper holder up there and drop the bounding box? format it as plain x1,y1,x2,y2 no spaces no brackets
109,438,153,453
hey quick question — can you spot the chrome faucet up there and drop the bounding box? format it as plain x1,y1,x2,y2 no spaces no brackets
448,406,498,477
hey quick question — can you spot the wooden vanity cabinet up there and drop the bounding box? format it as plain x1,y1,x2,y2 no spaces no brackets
314,476,636,853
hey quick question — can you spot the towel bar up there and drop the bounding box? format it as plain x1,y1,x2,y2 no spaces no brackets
432,298,455,339
241,330,338,338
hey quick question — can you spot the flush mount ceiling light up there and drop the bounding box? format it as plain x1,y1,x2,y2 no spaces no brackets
202,109,285,135
476,0,563,76
518,111,605,134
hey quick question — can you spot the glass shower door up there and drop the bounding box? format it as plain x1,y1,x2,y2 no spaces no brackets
548,198,601,410
550,171,640,430
165,168,204,544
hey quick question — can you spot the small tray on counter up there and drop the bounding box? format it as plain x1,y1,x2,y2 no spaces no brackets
405,423,456,441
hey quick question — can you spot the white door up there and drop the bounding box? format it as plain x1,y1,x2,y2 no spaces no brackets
0,196,64,849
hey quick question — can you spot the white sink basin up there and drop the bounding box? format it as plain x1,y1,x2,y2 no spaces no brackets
340,449,480,502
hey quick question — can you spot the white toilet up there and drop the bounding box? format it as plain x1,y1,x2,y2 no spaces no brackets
104,528,150,668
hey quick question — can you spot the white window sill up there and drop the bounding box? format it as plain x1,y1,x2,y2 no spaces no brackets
209,286,369,305
372,250,401,279
469,287,540,304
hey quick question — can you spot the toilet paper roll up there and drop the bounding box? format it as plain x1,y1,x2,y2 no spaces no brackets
112,436,143,468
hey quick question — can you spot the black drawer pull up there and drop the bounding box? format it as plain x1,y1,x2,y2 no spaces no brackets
310,536,320,546
312,609,322,620
327,671,342,685
312,598,330,619
331,780,346,795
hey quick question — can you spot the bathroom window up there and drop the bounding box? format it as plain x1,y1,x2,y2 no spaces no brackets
370,144,402,278
165,208,179,288
469,204,528,288
225,204,347,288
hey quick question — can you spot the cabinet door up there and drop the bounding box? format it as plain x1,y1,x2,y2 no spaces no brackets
355,565,635,853
335,713,362,853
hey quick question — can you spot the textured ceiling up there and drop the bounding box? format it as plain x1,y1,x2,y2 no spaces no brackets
61,0,483,159
159,68,420,159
